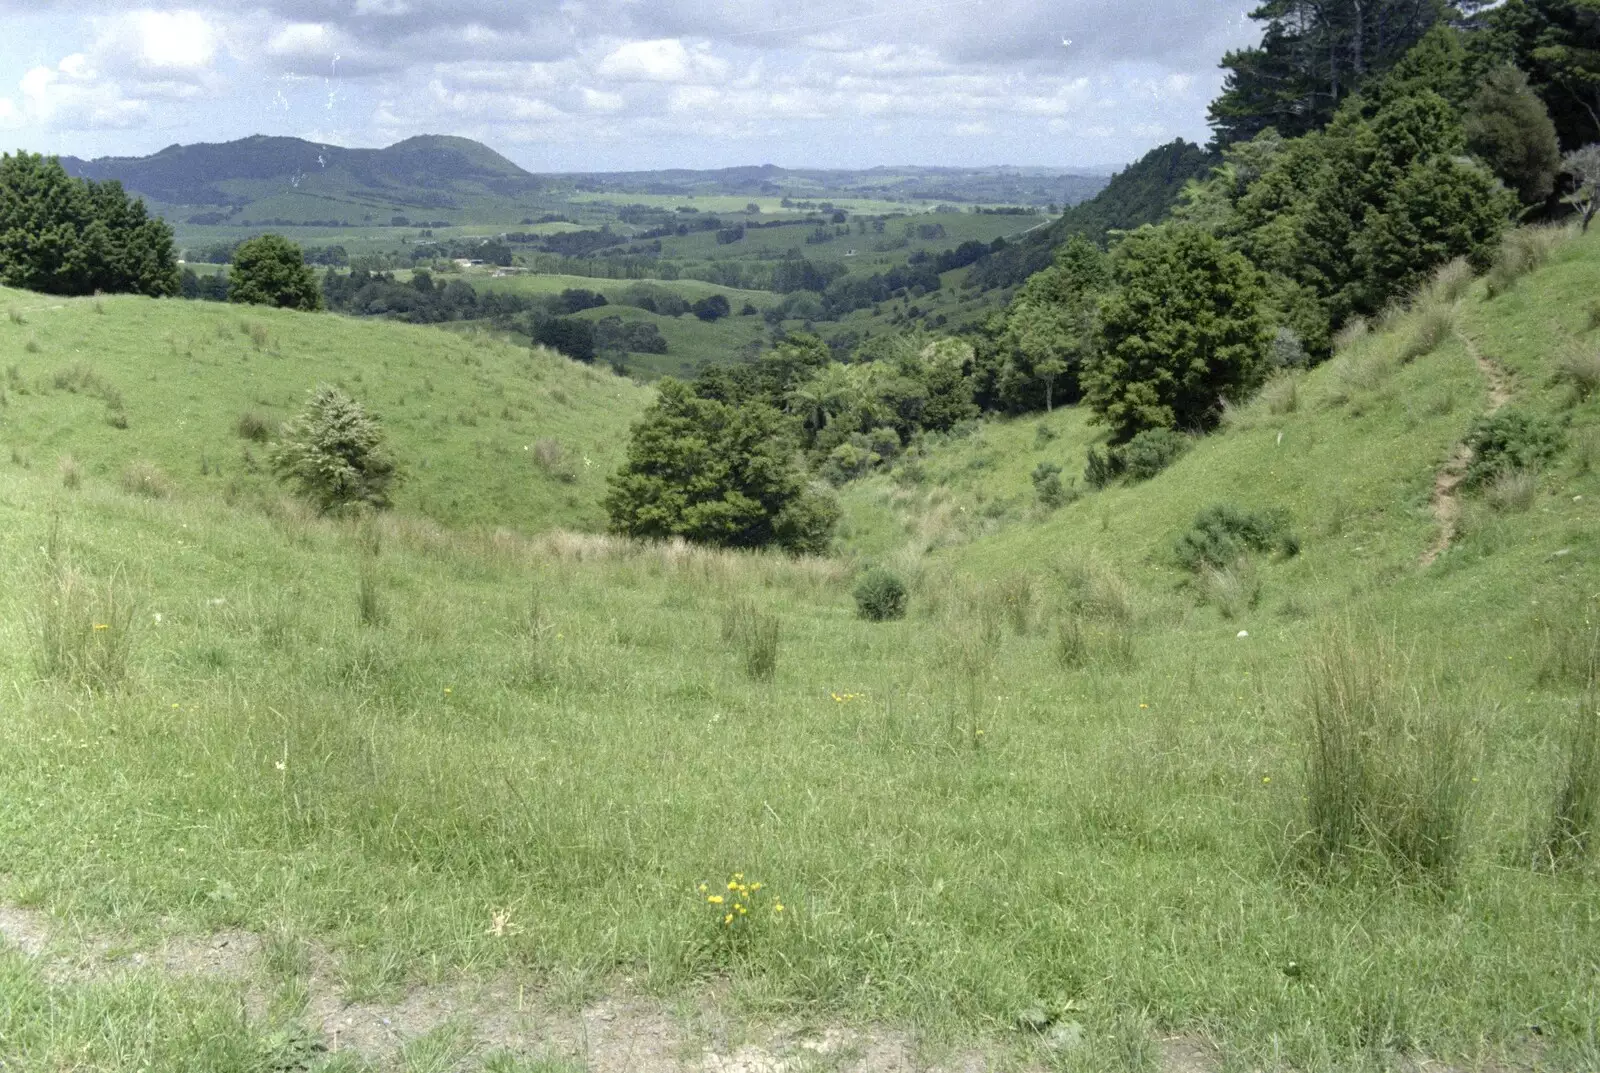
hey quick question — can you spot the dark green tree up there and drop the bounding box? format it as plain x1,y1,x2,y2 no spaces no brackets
270,385,400,513
230,234,322,311
999,235,1108,413
1465,64,1564,205
1085,227,1272,442
605,379,838,552
0,151,179,297
1473,0,1600,150
1209,0,1457,148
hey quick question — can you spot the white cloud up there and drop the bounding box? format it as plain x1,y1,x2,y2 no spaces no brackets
597,39,728,84
129,10,218,72
14,56,150,130
582,88,625,113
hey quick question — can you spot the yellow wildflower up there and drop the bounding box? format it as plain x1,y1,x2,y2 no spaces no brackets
724,913,734,925
708,894,724,904
92,623,110,631
774,904,785,913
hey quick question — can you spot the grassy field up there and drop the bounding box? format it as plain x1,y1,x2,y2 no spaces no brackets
2,231,1600,1071
0,288,650,532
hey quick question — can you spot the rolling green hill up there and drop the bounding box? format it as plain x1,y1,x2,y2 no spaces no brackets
62,135,547,224
0,287,650,532
2,227,1600,1070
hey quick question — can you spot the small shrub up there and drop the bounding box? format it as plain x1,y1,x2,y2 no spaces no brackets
23,336,40,354
7,307,23,325
1082,428,1188,488
855,568,908,622
1083,445,1117,490
1299,629,1472,885
1463,409,1564,487
1034,423,1059,447
236,410,274,442
1032,463,1076,510
1271,326,1308,368
1118,427,1187,482
57,454,81,490
1484,468,1538,512
1555,342,1600,401
120,460,173,499
1587,297,1600,333
1174,504,1297,572
248,323,271,350
270,385,399,513
1540,699,1600,871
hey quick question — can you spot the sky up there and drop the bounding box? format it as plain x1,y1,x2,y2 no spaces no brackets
0,2,1261,174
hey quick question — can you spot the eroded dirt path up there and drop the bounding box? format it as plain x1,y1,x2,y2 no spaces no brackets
2,902,1223,1072
1420,330,1513,569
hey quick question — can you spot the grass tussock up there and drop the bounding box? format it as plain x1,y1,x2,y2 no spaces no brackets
1539,698,1600,872
236,410,275,442
30,556,136,693
1399,301,1458,364
1484,468,1538,513
1261,374,1300,415
1198,558,1261,620
120,460,174,499
57,454,81,490
1298,629,1473,886
1485,225,1568,298
721,597,781,681
532,437,578,483
1535,596,1600,689
1555,340,1600,402
1333,316,1370,353
356,563,386,627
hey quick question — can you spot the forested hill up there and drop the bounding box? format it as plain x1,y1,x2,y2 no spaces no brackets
964,139,1216,292
60,135,543,210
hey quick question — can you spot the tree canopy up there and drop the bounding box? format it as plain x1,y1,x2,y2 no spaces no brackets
230,234,322,311
0,151,179,297
1085,226,1272,443
605,379,838,554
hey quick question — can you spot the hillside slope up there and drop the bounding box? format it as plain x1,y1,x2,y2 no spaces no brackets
0,288,649,532
62,135,546,222
2,231,1600,1070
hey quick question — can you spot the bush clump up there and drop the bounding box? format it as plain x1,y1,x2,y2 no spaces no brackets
1084,427,1189,489
1463,409,1564,487
270,385,400,513
1032,462,1077,510
1175,504,1299,572
854,568,908,622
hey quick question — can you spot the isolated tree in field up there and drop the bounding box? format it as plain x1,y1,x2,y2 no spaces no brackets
0,151,179,297
1565,145,1600,232
1465,65,1563,206
1085,226,1271,442
271,385,399,513
230,234,322,311
605,379,838,553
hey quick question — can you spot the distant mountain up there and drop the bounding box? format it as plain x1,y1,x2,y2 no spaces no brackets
61,134,545,219
965,140,1217,291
